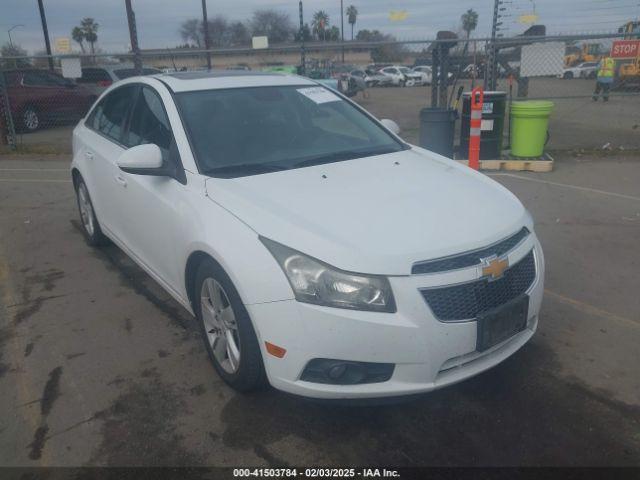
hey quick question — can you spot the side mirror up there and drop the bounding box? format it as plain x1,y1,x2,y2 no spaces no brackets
117,143,187,185
380,118,401,135
117,144,164,173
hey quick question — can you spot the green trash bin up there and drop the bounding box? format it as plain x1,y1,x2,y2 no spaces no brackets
510,100,554,158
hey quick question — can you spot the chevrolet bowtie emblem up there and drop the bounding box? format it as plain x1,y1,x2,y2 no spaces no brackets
481,256,509,280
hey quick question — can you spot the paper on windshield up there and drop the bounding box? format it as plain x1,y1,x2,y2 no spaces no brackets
297,87,341,104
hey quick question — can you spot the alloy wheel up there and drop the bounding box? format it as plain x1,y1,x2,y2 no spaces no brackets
200,277,241,374
24,108,39,131
77,183,95,236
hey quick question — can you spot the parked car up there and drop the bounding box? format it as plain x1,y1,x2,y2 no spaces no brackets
379,66,421,86
75,64,162,97
351,69,392,87
559,62,598,79
1,68,94,132
416,65,455,84
344,73,367,96
72,71,545,399
412,65,433,85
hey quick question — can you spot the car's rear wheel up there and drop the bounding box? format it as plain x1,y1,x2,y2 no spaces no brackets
22,106,40,132
194,259,267,392
75,176,109,246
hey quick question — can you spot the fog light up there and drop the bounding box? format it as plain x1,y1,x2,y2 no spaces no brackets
328,363,347,380
300,358,394,385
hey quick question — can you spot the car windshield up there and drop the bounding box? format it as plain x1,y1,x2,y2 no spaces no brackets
399,67,411,73
177,85,406,178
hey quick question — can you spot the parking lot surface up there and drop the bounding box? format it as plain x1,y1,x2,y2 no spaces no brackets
0,154,639,466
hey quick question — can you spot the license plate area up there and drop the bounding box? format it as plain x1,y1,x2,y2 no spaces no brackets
476,295,529,352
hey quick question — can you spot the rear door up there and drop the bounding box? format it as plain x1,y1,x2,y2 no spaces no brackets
80,84,138,240
21,71,58,125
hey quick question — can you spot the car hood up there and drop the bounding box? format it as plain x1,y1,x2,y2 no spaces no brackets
204,147,529,275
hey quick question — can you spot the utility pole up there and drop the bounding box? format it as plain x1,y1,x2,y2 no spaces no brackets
124,0,143,74
299,0,306,75
202,0,212,70
36,0,54,71
340,0,345,63
485,0,501,91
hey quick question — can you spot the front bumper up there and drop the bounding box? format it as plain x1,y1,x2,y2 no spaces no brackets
248,235,544,399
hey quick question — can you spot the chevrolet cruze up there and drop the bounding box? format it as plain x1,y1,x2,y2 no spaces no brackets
71,71,544,399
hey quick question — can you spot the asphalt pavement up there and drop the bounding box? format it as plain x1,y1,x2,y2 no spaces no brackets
0,154,639,467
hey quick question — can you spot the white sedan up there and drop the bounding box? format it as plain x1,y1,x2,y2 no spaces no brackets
559,62,598,79
379,66,422,86
72,72,544,399
412,65,433,85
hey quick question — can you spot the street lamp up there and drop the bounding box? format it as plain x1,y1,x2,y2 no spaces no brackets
8,24,24,47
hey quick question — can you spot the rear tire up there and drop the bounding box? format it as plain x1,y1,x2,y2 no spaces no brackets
74,176,109,246
194,259,267,393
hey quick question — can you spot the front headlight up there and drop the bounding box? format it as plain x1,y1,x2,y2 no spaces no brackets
260,237,396,313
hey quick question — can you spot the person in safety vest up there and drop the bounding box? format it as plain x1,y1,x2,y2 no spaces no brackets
592,56,615,102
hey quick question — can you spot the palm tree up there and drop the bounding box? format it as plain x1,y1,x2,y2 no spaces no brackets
80,17,99,54
312,10,329,41
461,8,478,39
346,5,358,40
71,26,85,53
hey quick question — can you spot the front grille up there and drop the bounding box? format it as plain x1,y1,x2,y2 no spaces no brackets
420,250,536,321
412,227,529,275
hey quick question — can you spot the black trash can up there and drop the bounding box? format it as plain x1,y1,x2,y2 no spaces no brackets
419,108,457,158
460,91,506,160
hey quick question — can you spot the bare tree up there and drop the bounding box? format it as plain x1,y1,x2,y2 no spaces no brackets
180,18,202,47
250,9,294,44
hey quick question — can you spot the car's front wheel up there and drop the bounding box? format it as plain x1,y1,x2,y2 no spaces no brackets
194,259,267,392
75,176,109,246
563,71,574,79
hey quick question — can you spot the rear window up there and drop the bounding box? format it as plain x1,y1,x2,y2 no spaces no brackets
114,68,160,79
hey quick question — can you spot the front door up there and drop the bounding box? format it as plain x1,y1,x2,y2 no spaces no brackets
111,86,187,292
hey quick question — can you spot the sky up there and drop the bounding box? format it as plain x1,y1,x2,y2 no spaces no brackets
1,0,638,54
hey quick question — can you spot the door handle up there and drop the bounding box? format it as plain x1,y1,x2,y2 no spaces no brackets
85,151,94,160
115,175,127,188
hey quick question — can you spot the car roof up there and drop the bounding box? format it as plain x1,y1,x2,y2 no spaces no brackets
151,70,317,92
83,64,161,72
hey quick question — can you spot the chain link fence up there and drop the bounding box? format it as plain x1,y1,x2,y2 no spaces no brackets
1,32,639,155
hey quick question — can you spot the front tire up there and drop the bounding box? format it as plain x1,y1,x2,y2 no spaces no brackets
75,176,109,246
563,72,574,80
194,259,267,392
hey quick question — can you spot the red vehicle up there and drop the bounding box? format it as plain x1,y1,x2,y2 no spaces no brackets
1,69,95,132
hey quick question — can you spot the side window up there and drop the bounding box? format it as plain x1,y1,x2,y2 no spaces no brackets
43,72,69,87
125,87,172,155
23,72,46,86
88,85,136,143
79,68,111,83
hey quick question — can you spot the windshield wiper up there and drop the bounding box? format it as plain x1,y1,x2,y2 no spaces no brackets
291,146,399,169
204,163,289,178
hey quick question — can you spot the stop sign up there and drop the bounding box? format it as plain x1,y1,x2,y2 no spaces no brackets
611,40,640,59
